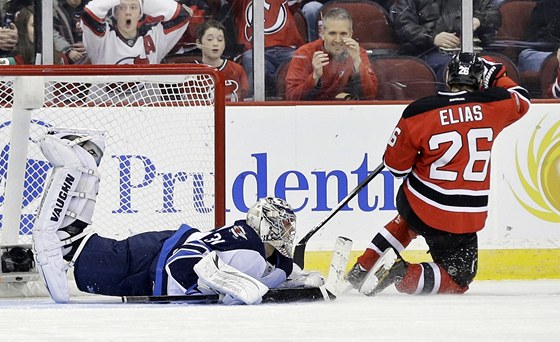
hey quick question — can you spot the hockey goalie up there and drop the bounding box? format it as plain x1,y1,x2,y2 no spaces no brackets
32,131,324,304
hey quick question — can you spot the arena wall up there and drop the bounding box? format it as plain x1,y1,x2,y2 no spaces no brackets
224,103,560,279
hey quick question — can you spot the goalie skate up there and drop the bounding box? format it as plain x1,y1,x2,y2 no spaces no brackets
32,129,105,303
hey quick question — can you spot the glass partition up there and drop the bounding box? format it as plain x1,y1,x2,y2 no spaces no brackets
1,0,557,100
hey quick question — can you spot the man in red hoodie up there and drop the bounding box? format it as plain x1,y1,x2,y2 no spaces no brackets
285,7,378,101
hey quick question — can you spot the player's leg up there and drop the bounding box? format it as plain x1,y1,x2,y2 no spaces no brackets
32,129,105,303
396,231,477,295
345,214,417,289
73,230,175,296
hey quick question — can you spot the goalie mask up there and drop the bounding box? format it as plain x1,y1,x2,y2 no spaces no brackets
246,197,296,257
446,52,484,89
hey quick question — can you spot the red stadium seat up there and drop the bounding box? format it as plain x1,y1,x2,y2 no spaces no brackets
491,0,537,62
369,56,437,100
320,0,399,55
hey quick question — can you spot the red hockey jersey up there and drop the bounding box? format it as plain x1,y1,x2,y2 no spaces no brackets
229,0,304,51
384,77,531,233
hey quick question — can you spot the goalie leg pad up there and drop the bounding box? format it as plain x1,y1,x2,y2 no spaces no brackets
194,251,269,305
32,130,105,304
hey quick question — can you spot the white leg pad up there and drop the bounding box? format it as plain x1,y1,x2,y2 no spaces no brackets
194,251,269,305
32,130,105,303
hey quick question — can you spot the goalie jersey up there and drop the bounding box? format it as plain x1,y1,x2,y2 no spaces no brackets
81,0,190,64
154,220,294,296
383,77,531,234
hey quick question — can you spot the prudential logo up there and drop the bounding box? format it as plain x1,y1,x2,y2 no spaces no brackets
510,115,560,223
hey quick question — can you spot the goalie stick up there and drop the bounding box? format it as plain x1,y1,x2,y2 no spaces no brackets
293,162,385,268
122,286,335,304
324,236,352,296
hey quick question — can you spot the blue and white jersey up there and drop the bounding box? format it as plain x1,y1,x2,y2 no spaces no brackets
154,220,293,295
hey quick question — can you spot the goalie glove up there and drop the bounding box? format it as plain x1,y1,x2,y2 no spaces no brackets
281,263,325,288
481,58,505,89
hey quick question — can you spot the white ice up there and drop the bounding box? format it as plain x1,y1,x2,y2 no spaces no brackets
1,280,559,342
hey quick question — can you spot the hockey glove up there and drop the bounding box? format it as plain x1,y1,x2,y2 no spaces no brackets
481,58,505,89
281,263,325,288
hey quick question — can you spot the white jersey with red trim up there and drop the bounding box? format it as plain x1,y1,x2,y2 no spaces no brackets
384,78,531,233
82,0,190,64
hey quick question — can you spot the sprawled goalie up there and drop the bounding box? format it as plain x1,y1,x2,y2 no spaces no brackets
32,131,323,304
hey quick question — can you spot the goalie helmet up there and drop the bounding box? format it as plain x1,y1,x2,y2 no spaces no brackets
246,197,296,257
446,52,484,89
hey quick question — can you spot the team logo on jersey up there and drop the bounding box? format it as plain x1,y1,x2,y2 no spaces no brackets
231,225,248,240
243,1,288,42
225,80,240,102
115,55,150,65
511,115,560,222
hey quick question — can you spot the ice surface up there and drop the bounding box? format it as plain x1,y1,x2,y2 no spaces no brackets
0,280,558,341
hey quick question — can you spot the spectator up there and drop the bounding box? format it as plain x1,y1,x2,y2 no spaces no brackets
12,5,35,64
54,0,87,64
517,0,560,75
390,0,501,90
194,19,249,102
81,0,192,64
224,0,305,98
285,7,377,101
301,0,393,42
0,3,17,60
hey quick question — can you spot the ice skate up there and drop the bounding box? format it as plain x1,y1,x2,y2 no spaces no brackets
360,248,407,296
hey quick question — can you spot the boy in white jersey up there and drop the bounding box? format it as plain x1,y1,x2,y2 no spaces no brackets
81,0,192,64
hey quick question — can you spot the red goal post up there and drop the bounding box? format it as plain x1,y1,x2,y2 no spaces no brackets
0,64,225,256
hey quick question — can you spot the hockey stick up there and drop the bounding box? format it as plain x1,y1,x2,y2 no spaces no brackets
293,162,385,268
122,286,335,304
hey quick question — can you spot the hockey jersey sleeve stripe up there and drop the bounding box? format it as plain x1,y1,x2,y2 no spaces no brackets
384,162,411,178
81,8,107,36
406,173,488,209
553,79,560,99
161,6,190,34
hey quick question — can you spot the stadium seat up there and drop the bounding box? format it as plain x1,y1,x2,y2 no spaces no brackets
539,53,559,99
369,56,437,100
489,0,537,62
293,9,310,43
320,0,399,55
481,52,521,84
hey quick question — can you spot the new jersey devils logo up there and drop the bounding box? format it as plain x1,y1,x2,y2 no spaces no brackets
244,0,288,42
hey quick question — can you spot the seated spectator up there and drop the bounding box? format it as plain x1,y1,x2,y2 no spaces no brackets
54,0,87,64
390,0,501,90
517,0,560,75
12,5,36,64
194,19,249,101
301,0,393,42
0,8,17,60
224,0,305,98
285,7,378,101
81,0,192,64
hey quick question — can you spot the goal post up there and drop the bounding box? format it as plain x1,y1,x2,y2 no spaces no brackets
0,64,226,288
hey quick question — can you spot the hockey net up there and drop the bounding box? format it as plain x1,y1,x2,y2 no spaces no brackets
0,64,225,294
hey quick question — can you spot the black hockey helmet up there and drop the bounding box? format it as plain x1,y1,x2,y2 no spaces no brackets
446,52,484,88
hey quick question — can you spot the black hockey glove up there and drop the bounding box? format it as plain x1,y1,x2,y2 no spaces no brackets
481,58,505,89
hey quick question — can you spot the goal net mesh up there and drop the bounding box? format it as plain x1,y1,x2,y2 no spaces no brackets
0,65,225,248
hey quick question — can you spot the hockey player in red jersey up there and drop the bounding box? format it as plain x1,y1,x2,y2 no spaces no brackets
81,0,192,64
346,52,531,296
194,19,249,102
